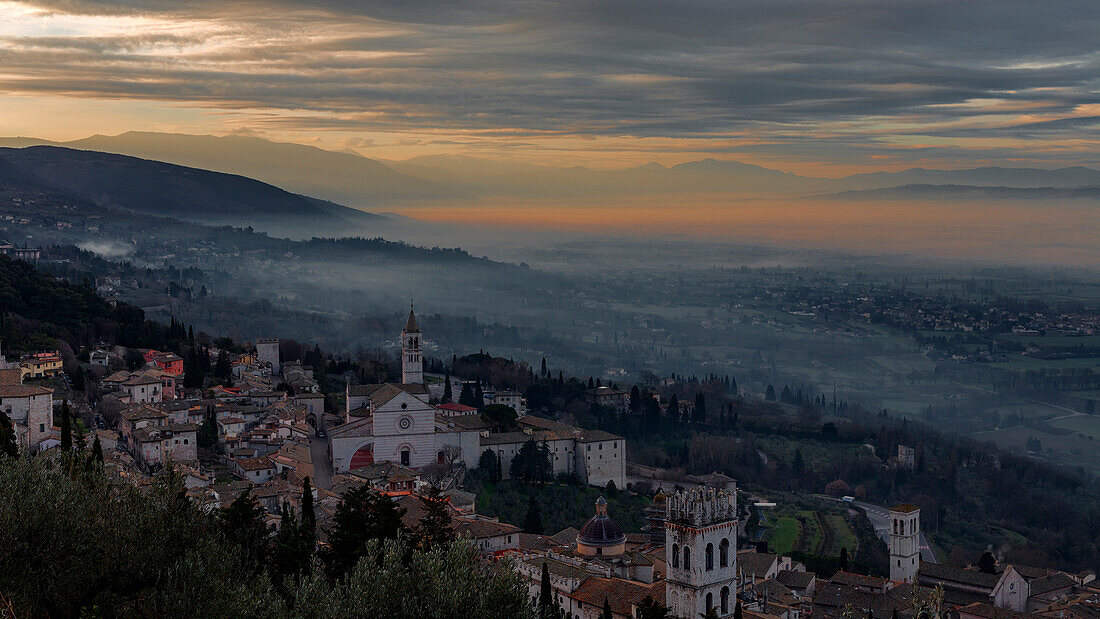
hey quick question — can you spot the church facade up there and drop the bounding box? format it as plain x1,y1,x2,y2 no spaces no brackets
327,308,625,488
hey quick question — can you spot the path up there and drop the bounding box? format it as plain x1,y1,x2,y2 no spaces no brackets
309,433,333,490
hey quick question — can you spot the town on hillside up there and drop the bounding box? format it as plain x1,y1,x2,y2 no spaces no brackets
3,304,1097,619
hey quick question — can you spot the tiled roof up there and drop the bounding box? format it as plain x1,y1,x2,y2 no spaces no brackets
1030,573,1077,596
451,516,520,540
777,569,816,589
0,383,52,397
739,551,779,577
919,562,999,589
569,577,660,617
891,503,920,513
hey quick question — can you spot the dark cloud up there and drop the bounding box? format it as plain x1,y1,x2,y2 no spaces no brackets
5,0,1100,167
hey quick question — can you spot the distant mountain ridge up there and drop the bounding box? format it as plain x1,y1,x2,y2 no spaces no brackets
3,132,1099,203
814,183,1100,201
0,146,383,231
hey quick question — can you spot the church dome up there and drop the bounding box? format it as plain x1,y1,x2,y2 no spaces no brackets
577,496,626,552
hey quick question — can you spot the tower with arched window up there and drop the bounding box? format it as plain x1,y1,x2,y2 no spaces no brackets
665,486,738,618
889,503,921,583
401,306,424,385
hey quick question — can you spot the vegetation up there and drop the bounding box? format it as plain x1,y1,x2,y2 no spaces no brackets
0,456,534,618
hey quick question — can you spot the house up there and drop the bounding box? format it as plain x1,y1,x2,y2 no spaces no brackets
437,402,479,417
491,390,527,415
0,383,54,452
20,351,63,380
738,551,794,591
478,415,626,488
127,423,198,469
144,350,184,376
121,373,164,404
231,456,277,483
585,386,630,416
897,445,916,469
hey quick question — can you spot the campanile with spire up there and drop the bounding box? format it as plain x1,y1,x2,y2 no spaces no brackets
401,306,424,385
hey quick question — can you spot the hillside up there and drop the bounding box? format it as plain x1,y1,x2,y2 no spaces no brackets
34,132,455,207
0,146,383,232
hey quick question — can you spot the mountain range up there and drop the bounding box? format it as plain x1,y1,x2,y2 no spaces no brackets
0,146,382,233
3,132,1099,207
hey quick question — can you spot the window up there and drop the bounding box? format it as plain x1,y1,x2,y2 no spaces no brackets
721,587,730,614
720,538,730,568
706,593,713,613
401,448,411,466
683,547,691,570
706,543,714,571
671,543,679,568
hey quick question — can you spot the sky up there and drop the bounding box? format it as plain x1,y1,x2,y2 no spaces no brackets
1,0,1099,174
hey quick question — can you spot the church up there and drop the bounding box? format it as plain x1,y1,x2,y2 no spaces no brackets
327,308,625,488
328,308,480,472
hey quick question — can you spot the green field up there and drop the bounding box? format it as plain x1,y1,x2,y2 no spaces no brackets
1050,415,1100,440
995,334,1100,347
970,425,1100,474
769,517,801,554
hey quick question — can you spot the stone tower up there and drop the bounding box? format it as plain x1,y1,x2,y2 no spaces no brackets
401,307,423,385
889,504,921,583
665,486,738,618
255,338,280,375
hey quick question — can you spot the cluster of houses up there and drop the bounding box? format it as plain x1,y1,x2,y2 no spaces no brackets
6,308,1099,619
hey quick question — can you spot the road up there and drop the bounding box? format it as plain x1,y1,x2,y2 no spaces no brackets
309,433,333,490
854,500,939,564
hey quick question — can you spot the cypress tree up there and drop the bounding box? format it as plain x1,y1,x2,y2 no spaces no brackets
734,600,743,619
524,495,544,534
442,372,453,403
539,562,554,615
839,546,849,572
0,409,18,457
301,476,316,546
60,401,72,451
91,435,103,463
601,597,613,619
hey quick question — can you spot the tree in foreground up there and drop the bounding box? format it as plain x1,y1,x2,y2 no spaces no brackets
537,561,561,619
290,537,535,618
413,486,455,551
301,476,316,547
324,485,406,578
60,401,72,451
220,488,270,571
0,409,17,458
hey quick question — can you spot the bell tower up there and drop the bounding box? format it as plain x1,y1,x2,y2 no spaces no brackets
889,504,921,583
665,486,738,618
401,306,423,385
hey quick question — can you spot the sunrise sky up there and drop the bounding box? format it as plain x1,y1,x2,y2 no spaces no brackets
1,0,1099,175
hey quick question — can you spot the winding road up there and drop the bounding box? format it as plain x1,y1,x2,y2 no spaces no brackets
853,500,939,564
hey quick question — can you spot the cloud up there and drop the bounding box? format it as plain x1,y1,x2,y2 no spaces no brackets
2,0,1099,168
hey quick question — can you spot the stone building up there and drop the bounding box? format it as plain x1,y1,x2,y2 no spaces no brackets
665,486,738,617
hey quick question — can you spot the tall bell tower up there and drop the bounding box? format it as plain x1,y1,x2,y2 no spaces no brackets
665,486,738,618
401,306,423,385
889,504,921,583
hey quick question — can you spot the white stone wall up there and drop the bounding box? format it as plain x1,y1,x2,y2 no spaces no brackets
577,439,626,488
125,383,162,404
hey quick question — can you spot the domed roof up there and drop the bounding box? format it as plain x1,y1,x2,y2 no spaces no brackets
577,496,626,548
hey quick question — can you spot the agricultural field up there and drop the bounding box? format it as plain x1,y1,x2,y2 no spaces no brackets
761,497,861,559
1050,414,1100,440
970,424,1100,475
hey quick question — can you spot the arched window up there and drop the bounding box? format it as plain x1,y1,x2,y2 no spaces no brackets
721,587,730,613
683,547,691,571
671,543,679,568
720,538,730,568
706,592,713,614
706,543,714,571
400,448,411,466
